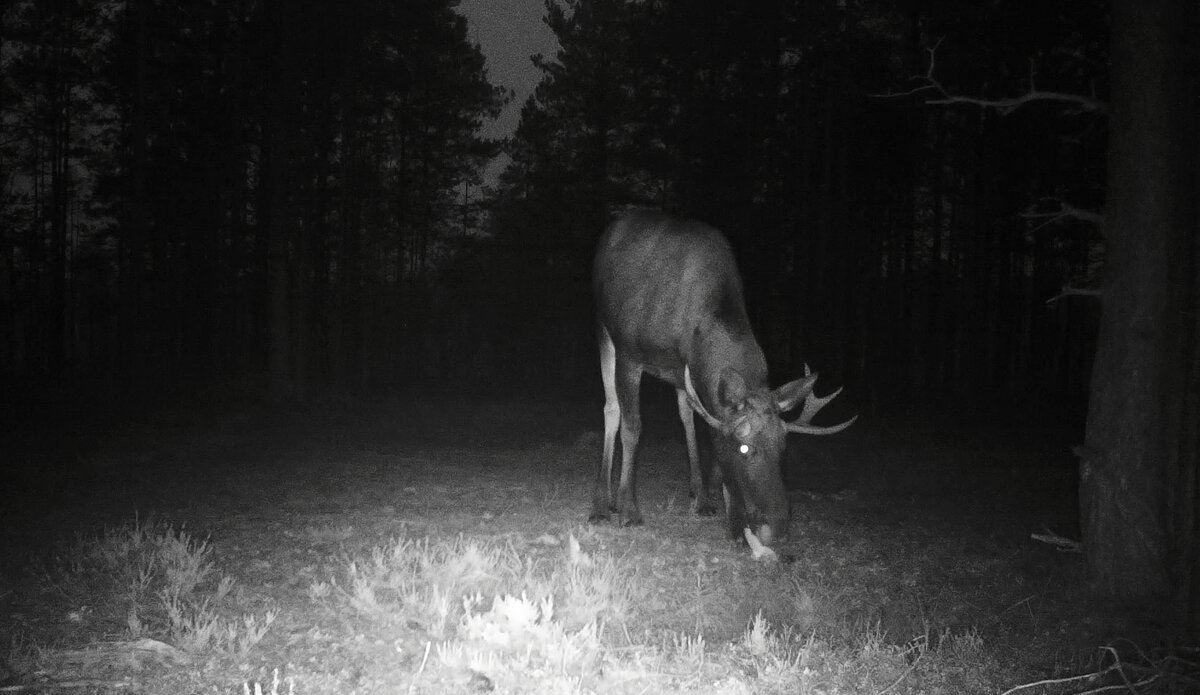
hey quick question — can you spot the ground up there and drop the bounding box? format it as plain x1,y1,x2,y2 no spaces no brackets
0,387,1148,694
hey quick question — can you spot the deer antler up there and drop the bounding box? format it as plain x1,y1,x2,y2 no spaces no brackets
683,365,723,429
784,364,857,435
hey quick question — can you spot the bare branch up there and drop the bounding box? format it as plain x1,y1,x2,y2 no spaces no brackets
926,89,1107,115
869,38,948,100
1021,197,1105,231
872,39,1109,116
1030,527,1083,552
1046,286,1103,305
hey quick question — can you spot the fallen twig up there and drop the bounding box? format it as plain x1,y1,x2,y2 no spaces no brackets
1030,527,1083,553
407,640,431,695
1000,643,1200,695
0,681,132,692
999,663,1120,695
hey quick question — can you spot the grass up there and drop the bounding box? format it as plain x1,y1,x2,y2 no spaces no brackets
4,514,1019,694
1,397,1194,693
39,518,275,658
2,517,277,690
297,529,1025,693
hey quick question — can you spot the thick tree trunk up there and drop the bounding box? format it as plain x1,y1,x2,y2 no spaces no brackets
1080,0,1197,630
1171,42,1200,636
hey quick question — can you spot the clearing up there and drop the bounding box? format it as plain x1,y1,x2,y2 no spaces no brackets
0,390,1161,694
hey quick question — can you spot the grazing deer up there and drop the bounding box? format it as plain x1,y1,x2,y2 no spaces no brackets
590,210,854,544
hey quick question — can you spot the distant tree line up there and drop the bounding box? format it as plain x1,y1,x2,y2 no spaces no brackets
0,0,1108,410
1,0,505,398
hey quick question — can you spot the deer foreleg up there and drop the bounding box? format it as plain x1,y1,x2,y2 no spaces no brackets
614,358,644,526
590,326,619,523
677,389,718,516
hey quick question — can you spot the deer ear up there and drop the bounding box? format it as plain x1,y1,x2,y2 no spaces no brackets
717,368,749,411
773,373,818,413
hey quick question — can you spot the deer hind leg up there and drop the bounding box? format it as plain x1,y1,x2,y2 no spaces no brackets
676,389,717,516
590,325,620,523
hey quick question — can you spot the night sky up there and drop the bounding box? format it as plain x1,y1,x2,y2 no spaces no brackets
458,0,561,139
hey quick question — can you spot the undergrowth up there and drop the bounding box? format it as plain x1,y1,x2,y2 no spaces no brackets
8,514,1194,694
7,516,277,680
313,529,1020,694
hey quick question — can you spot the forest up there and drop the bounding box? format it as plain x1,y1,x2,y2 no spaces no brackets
2,0,1198,641
3,0,1108,402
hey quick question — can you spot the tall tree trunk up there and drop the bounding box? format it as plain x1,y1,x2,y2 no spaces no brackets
928,111,945,392
1080,0,1198,633
1178,191,1200,636
45,6,71,376
118,0,149,374
263,0,294,400
333,16,362,394
264,142,292,398
1169,5,1200,638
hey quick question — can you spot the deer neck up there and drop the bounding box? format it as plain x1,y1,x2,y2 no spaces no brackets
688,322,768,409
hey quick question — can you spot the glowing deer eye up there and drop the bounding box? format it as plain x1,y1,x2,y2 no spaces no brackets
739,443,751,455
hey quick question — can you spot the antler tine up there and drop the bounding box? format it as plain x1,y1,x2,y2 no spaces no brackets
798,384,843,425
683,365,723,428
786,374,855,435
787,413,857,435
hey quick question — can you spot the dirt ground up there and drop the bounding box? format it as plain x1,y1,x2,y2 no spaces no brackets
1,390,1129,693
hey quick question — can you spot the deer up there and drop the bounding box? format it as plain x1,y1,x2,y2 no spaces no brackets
589,209,855,546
